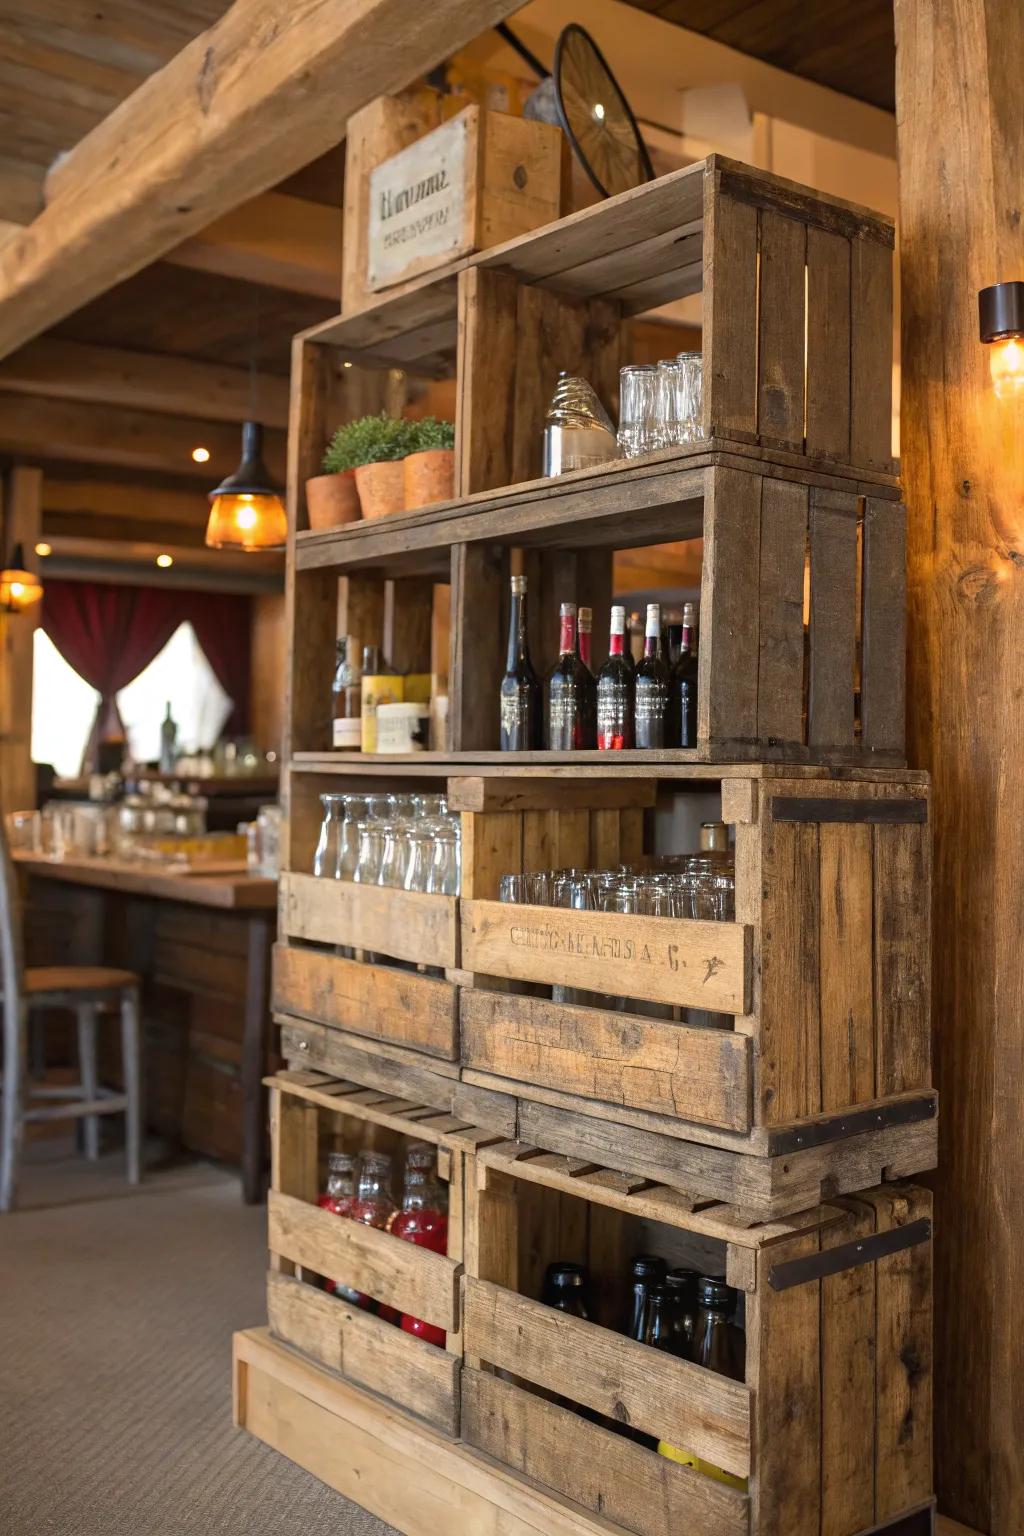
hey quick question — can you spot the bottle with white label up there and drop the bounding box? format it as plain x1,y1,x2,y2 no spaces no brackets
332,635,362,750
634,603,670,749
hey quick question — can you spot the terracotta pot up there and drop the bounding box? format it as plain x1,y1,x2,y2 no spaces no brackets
305,470,360,530
403,447,454,512
354,460,406,520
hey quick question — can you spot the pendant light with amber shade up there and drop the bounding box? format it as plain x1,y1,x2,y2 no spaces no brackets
205,420,287,550
205,294,287,551
0,543,43,613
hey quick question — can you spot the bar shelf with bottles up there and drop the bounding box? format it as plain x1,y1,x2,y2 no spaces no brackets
462,1141,934,1536
286,153,904,771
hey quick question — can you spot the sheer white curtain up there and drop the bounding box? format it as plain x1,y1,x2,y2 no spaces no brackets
32,621,233,775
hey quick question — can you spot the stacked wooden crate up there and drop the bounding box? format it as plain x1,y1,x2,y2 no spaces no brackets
236,147,936,1536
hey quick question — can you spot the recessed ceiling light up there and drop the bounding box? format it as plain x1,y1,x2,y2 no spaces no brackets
35,541,52,557
156,553,174,568
192,446,211,463
342,361,353,369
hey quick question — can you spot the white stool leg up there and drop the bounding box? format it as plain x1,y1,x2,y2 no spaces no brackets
1,997,27,1213
120,986,142,1185
76,1002,100,1161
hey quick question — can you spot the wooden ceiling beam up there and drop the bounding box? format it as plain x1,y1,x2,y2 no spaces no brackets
165,191,342,300
41,477,211,529
0,395,286,481
0,338,291,428
0,0,522,359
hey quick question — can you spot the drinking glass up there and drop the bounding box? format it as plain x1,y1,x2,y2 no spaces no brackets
404,828,434,894
499,873,528,904
654,359,686,448
428,827,460,896
365,794,397,821
353,821,385,884
378,822,409,889
675,351,704,442
617,364,659,458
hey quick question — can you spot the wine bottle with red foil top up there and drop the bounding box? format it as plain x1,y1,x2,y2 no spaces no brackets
634,602,670,748
499,574,542,751
546,602,597,750
577,606,594,672
673,599,699,748
597,605,635,750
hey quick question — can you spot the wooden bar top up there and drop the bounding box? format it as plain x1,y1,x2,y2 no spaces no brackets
14,851,278,910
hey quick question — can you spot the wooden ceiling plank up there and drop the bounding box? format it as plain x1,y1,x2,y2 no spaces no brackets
0,395,286,480
0,337,291,428
41,477,211,529
165,191,341,300
0,0,523,359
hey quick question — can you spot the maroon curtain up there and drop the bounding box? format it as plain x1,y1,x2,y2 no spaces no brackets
42,580,253,766
181,592,252,735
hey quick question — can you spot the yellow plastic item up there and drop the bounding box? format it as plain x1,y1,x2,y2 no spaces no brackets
656,1441,748,1492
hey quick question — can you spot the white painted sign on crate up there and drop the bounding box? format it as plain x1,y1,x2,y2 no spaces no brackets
367,112,471,291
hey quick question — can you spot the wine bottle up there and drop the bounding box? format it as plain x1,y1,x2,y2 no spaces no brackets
546,602,597,750
499,575,542,751
673,600,699,748
597,605,635,750
332,634,362,750
577,606,593,671
634,602,670,748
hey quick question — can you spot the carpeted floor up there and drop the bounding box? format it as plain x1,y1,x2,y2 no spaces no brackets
0,1139,398,1536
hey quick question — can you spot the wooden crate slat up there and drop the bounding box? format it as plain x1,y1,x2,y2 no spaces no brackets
703,186,759,440
449,540,509,752
873,820,932,1097
756,208,807,450
757,807,821,1126
819,822,876,1111
267,1191,460,1332
460,987,752,1132
850,235,895,471
820,1203,877,1534
699,465,763,751
272,942,458,1060
456,266,518,496
267,1272,460,1437
805,225,852,460
448,776,656,814
463,1277,752,1478
460,898,751,1014
280,873,458,968
275,1029,461,1128
861,498,908,756
756,477,809,750
461,1367,749,1536
807,488,859,752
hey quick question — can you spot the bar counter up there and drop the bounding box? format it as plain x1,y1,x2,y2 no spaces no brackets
15,852,277,1201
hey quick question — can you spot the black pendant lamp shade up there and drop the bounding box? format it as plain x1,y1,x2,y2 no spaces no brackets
205,420,287,550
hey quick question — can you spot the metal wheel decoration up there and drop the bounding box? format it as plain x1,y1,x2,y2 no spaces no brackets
553,24,654,198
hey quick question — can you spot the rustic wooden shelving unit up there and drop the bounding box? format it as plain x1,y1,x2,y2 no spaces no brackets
236,146,936,1536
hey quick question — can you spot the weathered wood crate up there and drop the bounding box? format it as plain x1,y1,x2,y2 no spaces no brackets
454,771,935,1218
266,1068,493,1436
463,1141,934,1536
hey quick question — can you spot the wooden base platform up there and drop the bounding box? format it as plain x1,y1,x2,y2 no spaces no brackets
234,1327,944,1536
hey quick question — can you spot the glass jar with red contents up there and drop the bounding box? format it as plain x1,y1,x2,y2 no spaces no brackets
317,1151,358,1300
340,1152,397,1313
392,1170,449,1347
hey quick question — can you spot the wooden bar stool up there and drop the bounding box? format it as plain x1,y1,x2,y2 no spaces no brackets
0,817,143,1211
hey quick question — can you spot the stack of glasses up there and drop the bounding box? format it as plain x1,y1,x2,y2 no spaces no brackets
617,352,703,459
498,857,734,922
313,792,461,896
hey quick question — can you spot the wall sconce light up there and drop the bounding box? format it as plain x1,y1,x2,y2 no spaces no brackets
0,543,43,613
979,281,1024,399
205,421,286,551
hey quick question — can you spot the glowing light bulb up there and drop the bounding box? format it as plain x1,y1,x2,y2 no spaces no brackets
989,336,1024,399
192,446,211,463
593,102,606,121
156,553,174,569
35,542,52,557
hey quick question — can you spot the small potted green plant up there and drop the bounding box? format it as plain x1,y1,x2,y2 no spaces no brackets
403,417,456,512
307,415,418,528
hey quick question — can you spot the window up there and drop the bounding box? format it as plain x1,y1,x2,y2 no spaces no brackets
32,629,99,778
32,621,233,776
117,622,232,763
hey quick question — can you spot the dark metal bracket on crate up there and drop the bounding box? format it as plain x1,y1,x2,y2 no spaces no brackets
766,1092,938,1155
771,796,929,824
769,1218,933,1291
